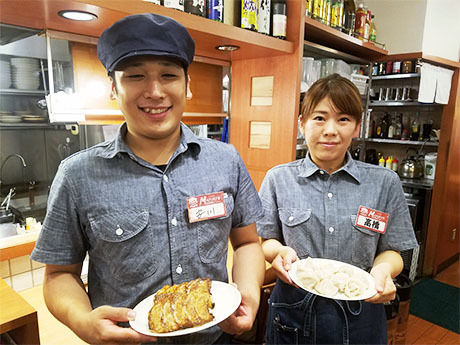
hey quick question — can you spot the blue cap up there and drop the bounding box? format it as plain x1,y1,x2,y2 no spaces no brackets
97,13,195,73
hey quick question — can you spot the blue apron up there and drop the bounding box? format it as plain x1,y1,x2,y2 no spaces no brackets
266,279,387,345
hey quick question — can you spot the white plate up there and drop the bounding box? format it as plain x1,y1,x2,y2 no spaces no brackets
129,280,241,337
289,258,377,301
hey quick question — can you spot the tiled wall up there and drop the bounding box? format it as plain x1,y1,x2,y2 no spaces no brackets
1,255,45,291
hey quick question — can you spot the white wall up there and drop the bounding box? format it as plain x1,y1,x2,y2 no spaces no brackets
366,0,460,61
366,0,427,54
422,0,460,61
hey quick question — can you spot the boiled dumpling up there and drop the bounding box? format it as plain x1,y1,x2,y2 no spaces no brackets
344,277,366,297
330,272,350,292
315,278,339,296
297,268,319,290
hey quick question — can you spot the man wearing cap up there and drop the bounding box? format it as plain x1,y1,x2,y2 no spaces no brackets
31,13,265,345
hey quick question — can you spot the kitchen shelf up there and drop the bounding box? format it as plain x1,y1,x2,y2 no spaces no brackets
369,101,443,107
355,138,439,147
304,16,388,61
400,177,434,190
0,122,51,129
0,89,45,96
372,73,420,80
78,0,294,62
303,40,370,65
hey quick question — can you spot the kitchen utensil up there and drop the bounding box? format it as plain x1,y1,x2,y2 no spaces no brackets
399,148,424,179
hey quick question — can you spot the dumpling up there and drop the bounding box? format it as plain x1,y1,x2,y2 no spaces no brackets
315,278,339,297
330,272,350,292
344,277,366,297
297,268,319,290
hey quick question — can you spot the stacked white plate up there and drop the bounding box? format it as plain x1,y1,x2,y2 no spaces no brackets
0,111,22,124
0,61,12,89
10,57,40,90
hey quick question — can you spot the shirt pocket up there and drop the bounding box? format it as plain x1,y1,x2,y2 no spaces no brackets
196,195,234,264
350,215,379,268
89,209,156,283
278,208,312,258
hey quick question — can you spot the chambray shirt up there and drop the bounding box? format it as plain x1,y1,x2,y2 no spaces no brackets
257,152,418,270
31,123,263,344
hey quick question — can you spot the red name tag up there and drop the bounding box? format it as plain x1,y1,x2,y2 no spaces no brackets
186,192,227,223
355,206,389,234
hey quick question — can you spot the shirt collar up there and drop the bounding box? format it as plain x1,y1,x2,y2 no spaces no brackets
96,122,201,159
298,151,361,183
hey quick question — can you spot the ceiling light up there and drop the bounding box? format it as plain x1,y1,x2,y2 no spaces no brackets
216,45,240,51
58,10,98,21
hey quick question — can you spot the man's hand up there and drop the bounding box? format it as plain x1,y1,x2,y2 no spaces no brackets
76,306,157,345
366,263,397,304
270,246,299,285
218,285,258,335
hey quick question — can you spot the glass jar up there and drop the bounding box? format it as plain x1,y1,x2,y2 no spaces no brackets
401,60,413,74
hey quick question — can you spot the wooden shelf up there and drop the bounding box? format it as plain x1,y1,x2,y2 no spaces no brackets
375,52,460,70
304,16,388,62
78,0,294,62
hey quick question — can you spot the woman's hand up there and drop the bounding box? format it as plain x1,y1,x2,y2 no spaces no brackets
270,246,299,285
366,262,397,304
76,306,157,345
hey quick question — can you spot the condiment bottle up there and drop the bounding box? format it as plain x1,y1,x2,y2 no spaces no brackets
369,14,377,42
363,8,371,41
331,0,344,30
313,0,324,21
354,3,366,39
272,0,287,39
386,156,393,169
392,158,399,172
322,0,332,26
379,156,386,167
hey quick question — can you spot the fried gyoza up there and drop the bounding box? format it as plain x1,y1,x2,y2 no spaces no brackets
148,278,214,333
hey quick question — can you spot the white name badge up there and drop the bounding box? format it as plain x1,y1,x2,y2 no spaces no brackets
186,191,227,223
355,206,389,234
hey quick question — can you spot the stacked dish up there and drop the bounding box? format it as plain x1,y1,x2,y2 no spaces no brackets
0,61,12,89
0,111,22,124
10,57,40,90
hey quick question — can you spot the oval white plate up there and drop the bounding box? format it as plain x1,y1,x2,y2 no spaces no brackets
129,280,241,337
289,258,377,301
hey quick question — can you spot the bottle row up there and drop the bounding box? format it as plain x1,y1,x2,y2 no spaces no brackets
306,0,377,43
363,111,437,142
372,59,420,76
147,0,287,39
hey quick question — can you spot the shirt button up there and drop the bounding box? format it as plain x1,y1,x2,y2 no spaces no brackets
163,175,169,182
328,192,333,199
171,218,177,226
319,170,324,175
115,227,123,236
288,215,294,221
176,265,182,274
329,227,334,233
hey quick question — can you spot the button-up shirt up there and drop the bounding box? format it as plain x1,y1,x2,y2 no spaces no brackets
257,152,418,270
31,123,263,344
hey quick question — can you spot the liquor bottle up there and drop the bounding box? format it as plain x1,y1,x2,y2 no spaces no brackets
343,0,355,35
207,0,223,22
313,0,324,22
306,0,313,17
394,113,403,139
322,0,332,26
272,0,287,39
354,3,366,39
241,0,258,31
164,0,185,11
331,0,344,30
185,0,206,17
388,114,395,139
258,0,271,35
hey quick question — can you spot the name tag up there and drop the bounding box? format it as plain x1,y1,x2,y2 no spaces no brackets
355,206,389,234
186,191,227,223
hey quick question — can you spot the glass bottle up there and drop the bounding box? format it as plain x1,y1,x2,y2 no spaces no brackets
410,113,420,141
331,0,344,30
369,14,377,42
272,0,287,39
394,113,403,139
241,0,258,31
354,3,366,39
313,0,324,21
258,0,271,35
343,0,355,35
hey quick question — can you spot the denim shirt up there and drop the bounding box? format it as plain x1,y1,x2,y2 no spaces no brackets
257,152,418,271
31,123,263,344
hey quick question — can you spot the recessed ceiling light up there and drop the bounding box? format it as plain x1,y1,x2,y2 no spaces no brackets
58,10,98,21
216,45,240,51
